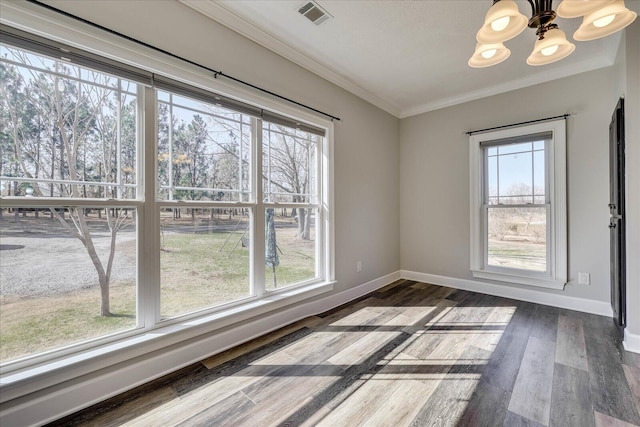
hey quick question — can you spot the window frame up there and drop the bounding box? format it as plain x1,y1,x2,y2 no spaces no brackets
469,119,567,289
0,17,334,378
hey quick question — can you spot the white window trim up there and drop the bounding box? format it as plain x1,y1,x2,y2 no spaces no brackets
0,0,335,398
469,119,567,290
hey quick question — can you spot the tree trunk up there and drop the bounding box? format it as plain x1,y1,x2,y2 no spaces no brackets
41,211,112,323
99,272,110,317
73,207,112,316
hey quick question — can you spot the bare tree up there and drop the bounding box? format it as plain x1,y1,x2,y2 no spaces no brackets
488,183,545,243
203,117,316,239
266,128,314,239
1,51,134,316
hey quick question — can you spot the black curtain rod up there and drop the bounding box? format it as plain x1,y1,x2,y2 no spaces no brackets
25,0,341,123
466,114,570,135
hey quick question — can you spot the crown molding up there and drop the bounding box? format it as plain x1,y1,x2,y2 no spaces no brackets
399,53,616,118
179,0,402,118
180,0,626,120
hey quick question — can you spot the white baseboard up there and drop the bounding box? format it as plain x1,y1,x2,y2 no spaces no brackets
624,330,640,354
401,270,613,317
312,270,402,313
0,271,402,427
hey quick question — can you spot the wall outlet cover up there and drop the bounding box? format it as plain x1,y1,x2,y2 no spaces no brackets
578,272,590,285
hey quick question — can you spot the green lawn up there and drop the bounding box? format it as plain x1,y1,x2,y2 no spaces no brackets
0,284,136,362
487,238,547,271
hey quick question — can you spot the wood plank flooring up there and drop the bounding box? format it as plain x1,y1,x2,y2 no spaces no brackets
49,280,640,427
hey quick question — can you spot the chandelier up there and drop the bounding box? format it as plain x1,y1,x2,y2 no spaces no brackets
469,0,637,67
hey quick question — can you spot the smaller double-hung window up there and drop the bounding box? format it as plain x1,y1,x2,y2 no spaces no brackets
469,119,567,289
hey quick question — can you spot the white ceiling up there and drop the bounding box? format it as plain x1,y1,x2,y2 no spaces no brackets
181,0,638,118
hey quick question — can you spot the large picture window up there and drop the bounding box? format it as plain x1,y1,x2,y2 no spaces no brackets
0,26,332,370
469,120,567,289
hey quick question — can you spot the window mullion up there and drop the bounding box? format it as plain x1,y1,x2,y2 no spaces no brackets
496,153,500,205
267,125,272,203
547,203,553,277
239,120,244,202
482,150,489,269
168,94,174,201
117,80,122,199
253,117,265,297
141,86,159,328
483,204,489,269
315,134,323,279
546,139,554,275
483,150,489,204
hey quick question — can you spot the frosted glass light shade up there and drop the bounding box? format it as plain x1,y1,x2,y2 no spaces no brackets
574,0,637,40
527,28,576,66
556,0,613,18
468,42,511,68
476,0,528,43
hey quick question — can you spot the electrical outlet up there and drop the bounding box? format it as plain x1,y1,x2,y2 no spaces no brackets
578,272,590,285
356,261,362,273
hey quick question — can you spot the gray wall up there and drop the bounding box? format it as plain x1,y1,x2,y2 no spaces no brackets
400,66,620,303
47,0,401,292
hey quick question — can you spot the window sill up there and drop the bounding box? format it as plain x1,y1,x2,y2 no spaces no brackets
0,280,334,403
472,269,566,290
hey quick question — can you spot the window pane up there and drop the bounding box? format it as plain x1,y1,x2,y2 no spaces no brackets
265,208,317,291
485,139,548,205
0,206,137,363
487,156,498,198
534,149,545,196
0,45,139,199
498,142,532,155
534,196,546,204
160,208,251,318
498,150,532,202
157,91,251,202
262,123,318,204
487,206,546,271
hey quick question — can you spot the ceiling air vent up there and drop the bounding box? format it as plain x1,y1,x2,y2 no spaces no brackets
298,1,332,25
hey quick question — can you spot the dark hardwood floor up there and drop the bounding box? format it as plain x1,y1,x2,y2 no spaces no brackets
49,280,640,427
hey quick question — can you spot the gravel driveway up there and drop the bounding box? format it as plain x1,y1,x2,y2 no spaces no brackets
0,216,136,298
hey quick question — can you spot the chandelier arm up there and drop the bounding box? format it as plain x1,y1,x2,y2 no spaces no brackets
526,0,537,16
